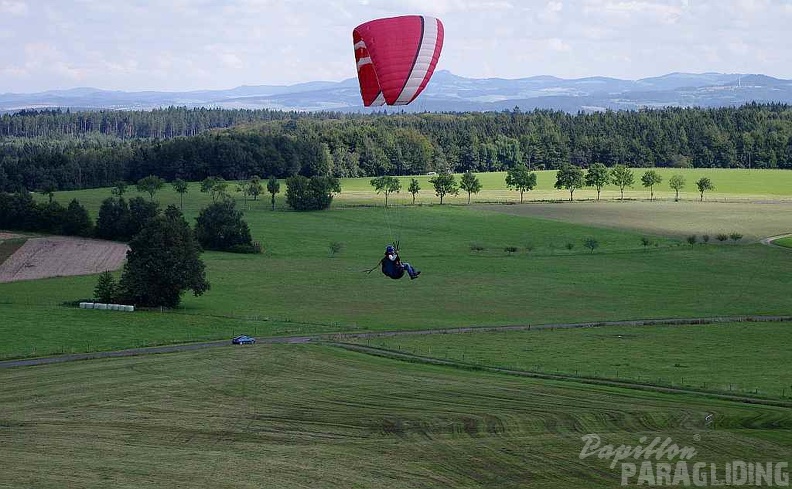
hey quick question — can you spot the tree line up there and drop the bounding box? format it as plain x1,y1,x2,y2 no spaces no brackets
1,103,791,194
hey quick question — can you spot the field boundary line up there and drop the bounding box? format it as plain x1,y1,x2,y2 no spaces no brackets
1,314,790,369
323,315,792,341
761,233,792,249
329,342,792,408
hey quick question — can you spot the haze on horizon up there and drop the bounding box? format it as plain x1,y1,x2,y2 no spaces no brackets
1,0,790,94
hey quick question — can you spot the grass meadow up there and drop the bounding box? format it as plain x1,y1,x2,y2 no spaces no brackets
1,169,791,359
0,345,790,488
1,204,791,359
775,235,792,248
349,321,792,399
1,169,791,487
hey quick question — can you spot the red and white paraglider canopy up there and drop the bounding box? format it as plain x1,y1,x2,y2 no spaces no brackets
353,15,444,107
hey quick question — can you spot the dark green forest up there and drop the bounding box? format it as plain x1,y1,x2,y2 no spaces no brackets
1,103,791,192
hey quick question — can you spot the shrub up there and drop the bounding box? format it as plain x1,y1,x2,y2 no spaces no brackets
94,271,117,303
702,234,710,244
583,237,599,253
504,246,518,255
640,236,652,248
285,175,341,211
470,242,485,252
686,235,697,246
716,233,729,242
328,241,343,257
730,232,743,243
195,200,253,251
565,242,574,251
228,242,263,254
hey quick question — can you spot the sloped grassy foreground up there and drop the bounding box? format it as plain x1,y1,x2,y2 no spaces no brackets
348,321,792,399
0,345,790,488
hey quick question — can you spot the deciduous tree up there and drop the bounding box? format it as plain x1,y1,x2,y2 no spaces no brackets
669,174,685,202
61,199,93,237
641,170,663,201
408,178,420,205
267,176,280,211
554,164,585,201
610,165,634,201
696,177,714,201
172,179,189,209
585,163,610,201
136,175,165,201
200,176,228,203
429,173,458,204
119,206,209,308
285,175,340,211
370,176,402,207
194,200,253,252
459,171,482,204
505,166,537,203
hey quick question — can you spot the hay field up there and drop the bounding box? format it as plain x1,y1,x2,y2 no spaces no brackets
477,200,792,241
0,237,129,283
1,344,790,488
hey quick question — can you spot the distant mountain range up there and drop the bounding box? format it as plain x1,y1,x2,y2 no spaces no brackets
2,71,791,114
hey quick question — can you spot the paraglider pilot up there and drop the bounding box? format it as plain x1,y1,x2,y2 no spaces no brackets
371,245,420,280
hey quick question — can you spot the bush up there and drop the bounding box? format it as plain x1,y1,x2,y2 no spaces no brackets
504,246,518,255
328,241,343,257
565,242,574,251
285,175,341,211
194,200,253,251
95,197,131,241
228,242,263,254
94,271,117,303
702,234,710,244
716,233,729,242
583,237,599,253
640,236,652,248
470,242,485,252
730,232,743,243
686,235,697,246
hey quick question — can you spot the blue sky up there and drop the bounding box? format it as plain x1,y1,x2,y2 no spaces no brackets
1,0,790,93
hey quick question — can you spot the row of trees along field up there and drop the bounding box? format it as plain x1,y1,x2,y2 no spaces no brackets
1,103,791,193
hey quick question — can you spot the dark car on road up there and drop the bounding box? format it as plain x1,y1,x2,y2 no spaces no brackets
232,335,256,345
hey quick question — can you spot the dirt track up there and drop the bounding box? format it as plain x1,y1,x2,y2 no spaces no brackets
761,233,792,249
2,315,790,369
331,342,792,408
0,236,128,282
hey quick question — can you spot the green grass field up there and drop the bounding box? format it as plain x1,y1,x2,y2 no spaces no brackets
338,168,792,204
2,203,792,359
2,170,792,487
775,236,792,249
1,345,789,488
0,237,26,266
349,321,792,399
33,168,792,213
480,200,792,240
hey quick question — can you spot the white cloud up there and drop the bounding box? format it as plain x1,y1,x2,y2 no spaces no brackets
0,0,27,15
0,0,790,92
546,37,571,52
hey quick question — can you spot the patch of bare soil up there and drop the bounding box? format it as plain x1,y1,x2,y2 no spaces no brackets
0,237,129,283
0,232,24,241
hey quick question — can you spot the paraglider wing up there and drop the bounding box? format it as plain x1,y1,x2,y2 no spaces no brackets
353,15,444,106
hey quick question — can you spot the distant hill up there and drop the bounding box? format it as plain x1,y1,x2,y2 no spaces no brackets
2,71,792,114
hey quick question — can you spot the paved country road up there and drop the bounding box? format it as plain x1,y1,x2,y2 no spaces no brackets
2,315,790,369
